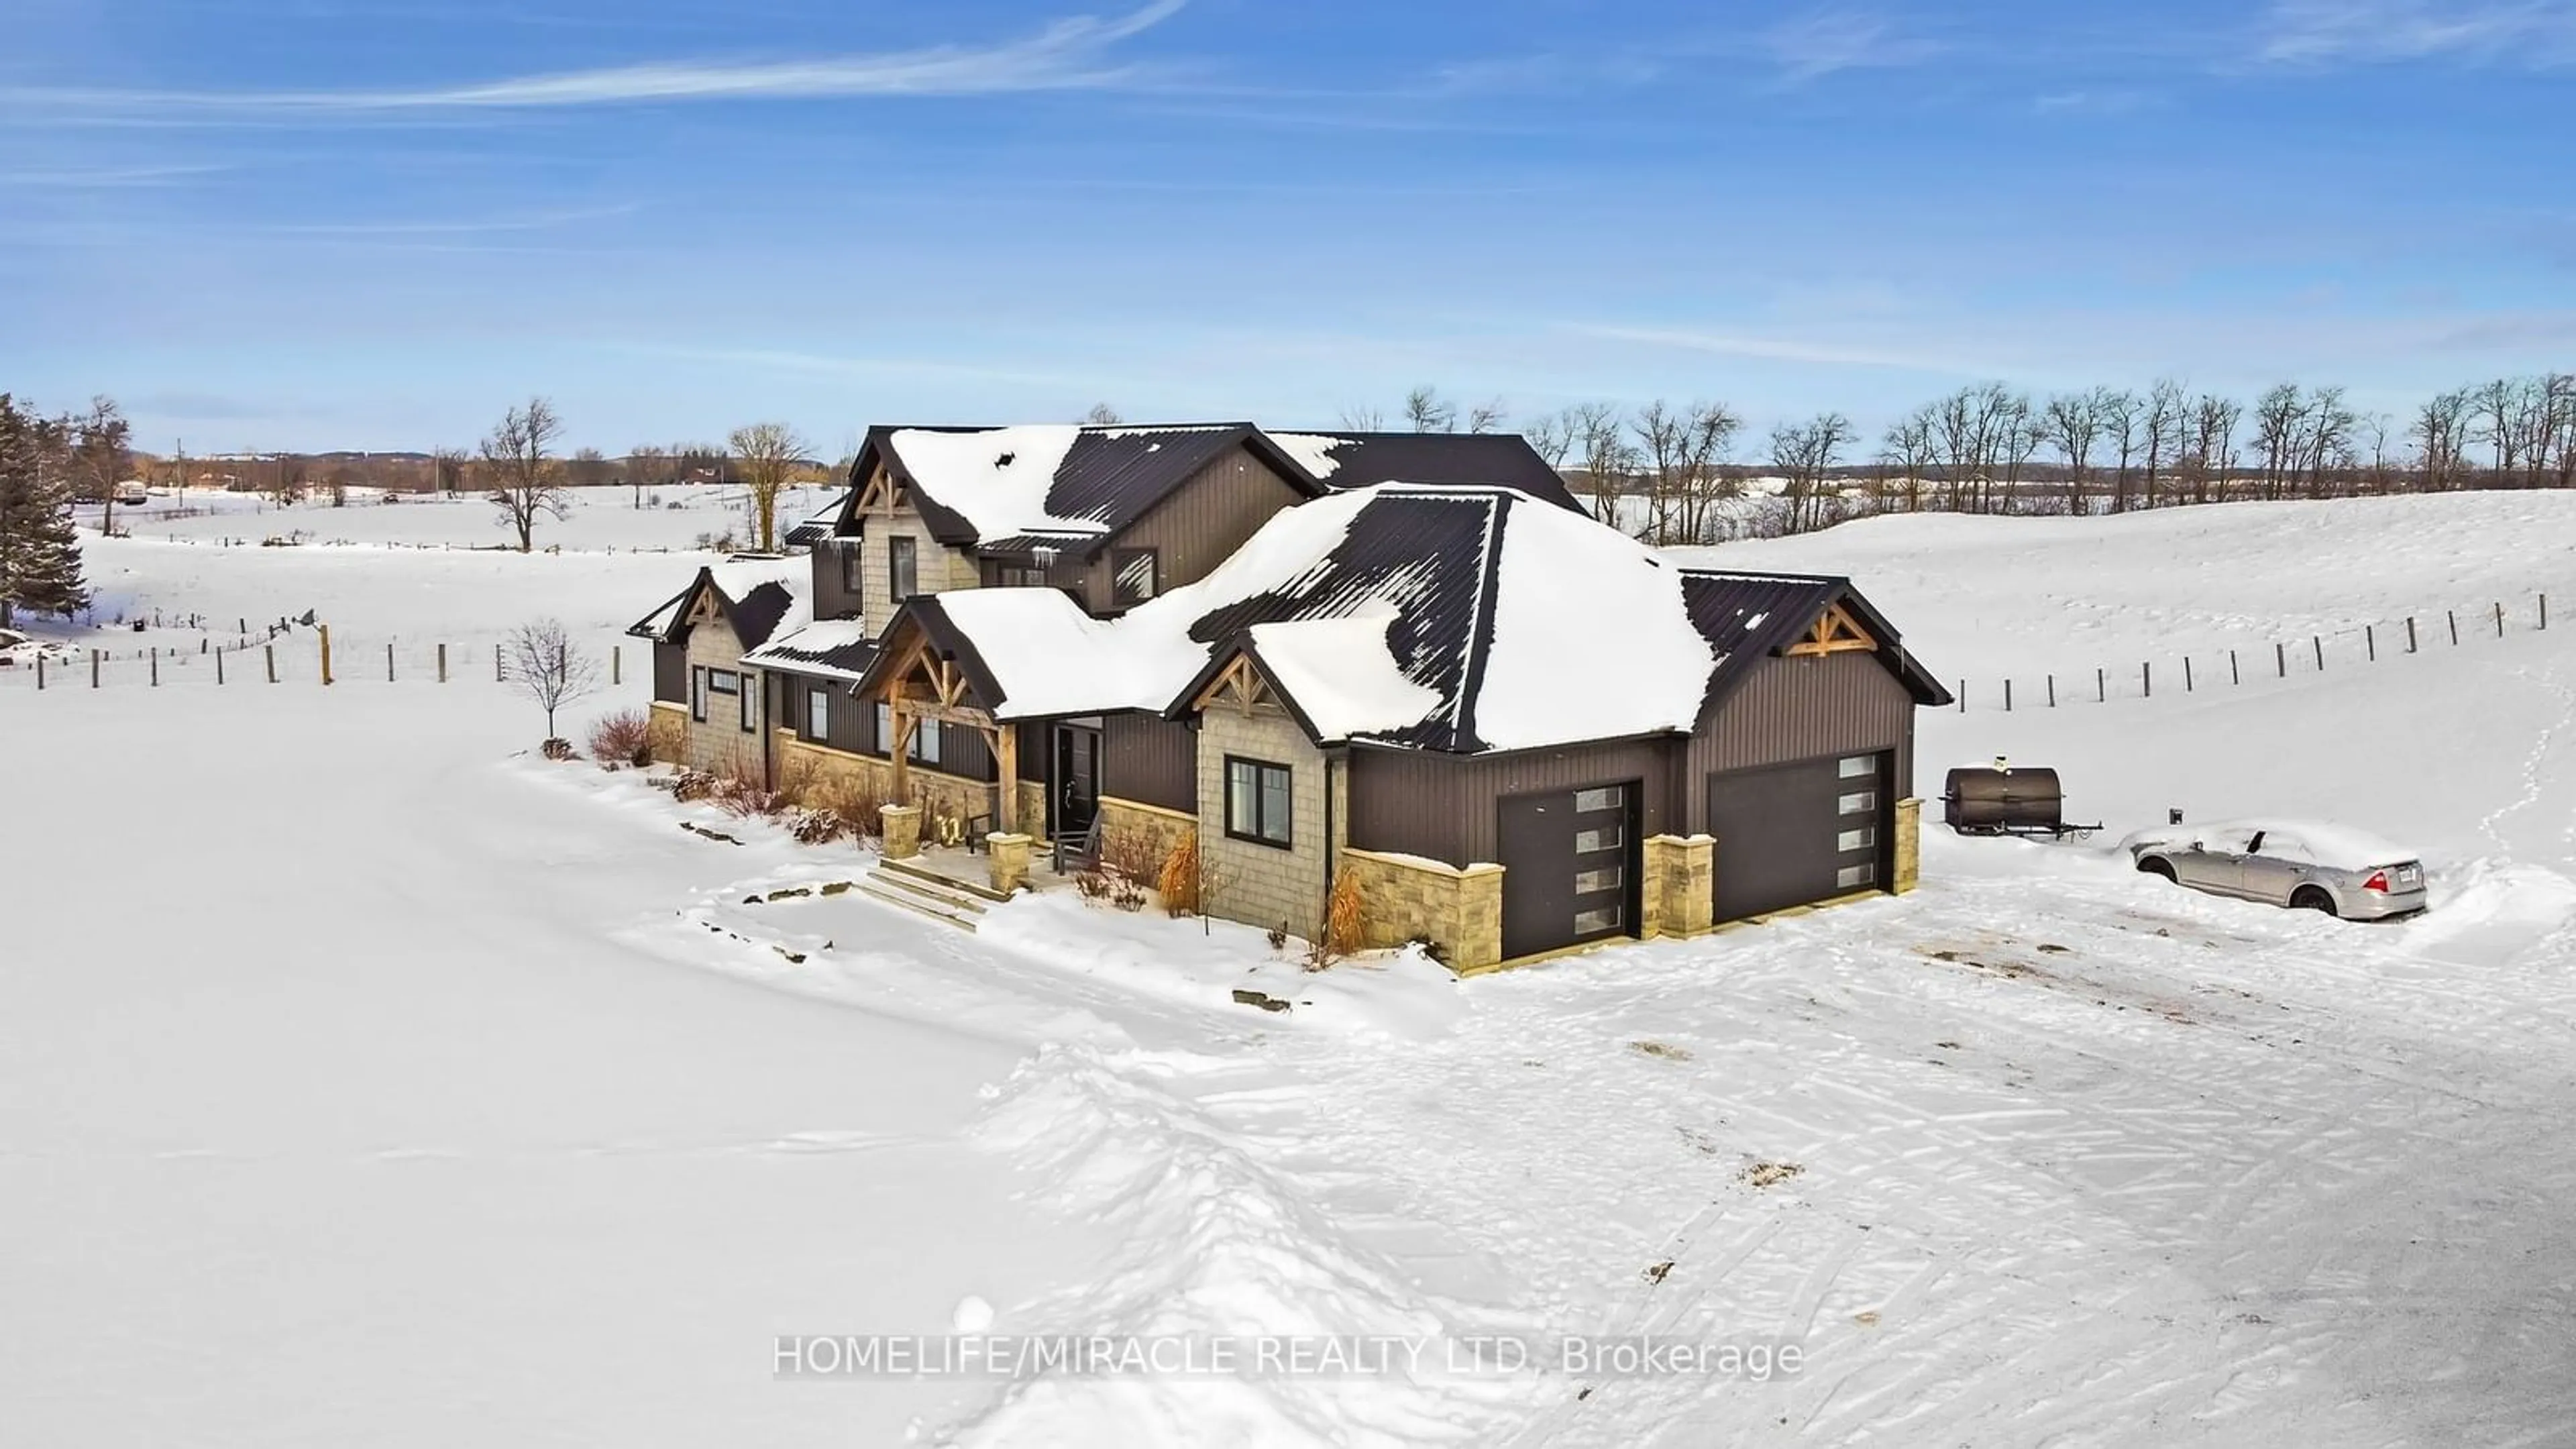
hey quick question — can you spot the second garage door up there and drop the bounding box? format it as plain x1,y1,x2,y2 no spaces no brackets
1707,752,1888,922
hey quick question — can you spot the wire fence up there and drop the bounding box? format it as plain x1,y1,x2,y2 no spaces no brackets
1,624,639,693
1949,589,2560,714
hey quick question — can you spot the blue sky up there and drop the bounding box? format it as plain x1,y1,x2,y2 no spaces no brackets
4,0,2571,454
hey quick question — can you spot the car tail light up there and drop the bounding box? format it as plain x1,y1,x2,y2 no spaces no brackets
2362,871,2390,894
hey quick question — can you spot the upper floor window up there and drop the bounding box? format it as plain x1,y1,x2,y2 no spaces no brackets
839,541,864,595
991,562,1049,588
888,535,918,602
1110,547,1159,606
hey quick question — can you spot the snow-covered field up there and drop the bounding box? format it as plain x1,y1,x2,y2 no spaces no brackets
6,491,2575,1446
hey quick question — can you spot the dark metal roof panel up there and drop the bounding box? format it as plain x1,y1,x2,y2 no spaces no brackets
1301,433,1586,513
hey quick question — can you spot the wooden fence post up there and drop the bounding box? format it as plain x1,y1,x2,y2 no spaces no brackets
2542,594,2550,631
319,625,333,686
150,648,158,687
2230,649,2240,685
2143,661,2152,698
215,647,223,686
2184,656,2194,692
2448,610,2459,646
2406,616,2418,653
91,649,99,688
2313,635,2324,670
2366,625,2375,661
2004,678,2013,712
2275,641,2286,678
265,643,276,684
2047,673,2056,708
387,642,395,682
2495,601,2505,637
34,655,43,690
612,645,621,687
438,643,448,684
495,643,504,682
2096,667,2105,703
1957,680,1966,713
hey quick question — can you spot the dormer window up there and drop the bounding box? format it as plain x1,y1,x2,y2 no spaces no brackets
1111,547,1159,606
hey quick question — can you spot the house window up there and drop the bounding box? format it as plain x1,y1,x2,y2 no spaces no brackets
874,702,942,766
1224,756,1293,847
1573,786,1625,812
1110,547,1159,606
1838,755,1878,779
1837,826,1876,852
690,666,709,722
738,672,757,732
1838,790,1878,816
806,688,832,744
839,541,864,595
1574,904,1623,934
888,535,918,602
1574,865,1624,895
991,563,1048,588
1574,824,1624,854
1837,862,1878,890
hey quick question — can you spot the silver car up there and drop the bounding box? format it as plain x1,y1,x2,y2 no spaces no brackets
2126,820,2428,920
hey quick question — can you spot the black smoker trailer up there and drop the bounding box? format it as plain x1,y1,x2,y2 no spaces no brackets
1943,765,2103,840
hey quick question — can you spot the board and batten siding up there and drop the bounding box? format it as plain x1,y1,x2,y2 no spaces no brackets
1346,737,1682,868
653,641,688,704
1103,712,1198,812
1070,447,1309,612
808,538,867,623
1686,651,1915,821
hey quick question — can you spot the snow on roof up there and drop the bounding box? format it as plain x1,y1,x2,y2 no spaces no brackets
630,552,806,642
1265,433,1348,480
1473,496,1715,751
1246,610,1442,742
886,426,1099,541
743,616,877,681
930,588,1127,718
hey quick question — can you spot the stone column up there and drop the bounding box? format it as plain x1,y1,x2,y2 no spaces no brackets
1452,863,1505,973
1662,835,1715,938
986,833,1033,894
1892,798,1922,894
880,804,922,861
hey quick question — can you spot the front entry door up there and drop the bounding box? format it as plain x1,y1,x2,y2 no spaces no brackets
1052,722,1102,839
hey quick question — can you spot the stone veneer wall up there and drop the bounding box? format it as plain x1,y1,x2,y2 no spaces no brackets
1339,848,1504,973
1096,796,1195,879
1194,704,1340,943
646,701,689,767
773,732,1009,842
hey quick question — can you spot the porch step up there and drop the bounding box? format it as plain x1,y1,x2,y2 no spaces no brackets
850,881,979,938
875,855,1015,905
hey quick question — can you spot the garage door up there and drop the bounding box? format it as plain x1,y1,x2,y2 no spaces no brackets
1497,782,1642,961
1707,752,1888,922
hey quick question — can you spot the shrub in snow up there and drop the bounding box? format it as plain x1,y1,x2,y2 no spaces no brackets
586,708,652,769
1073,867,1114,904
504,617,599,741
1157,833,1200,917
802,775,884,841
1098,822,1165,887
1110,873,1148,913
669,769,718,803
540,737,576,761
1325,873,1365,957
786,808,847,846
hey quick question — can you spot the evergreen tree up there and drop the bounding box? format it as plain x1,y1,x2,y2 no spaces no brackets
0,394,90,628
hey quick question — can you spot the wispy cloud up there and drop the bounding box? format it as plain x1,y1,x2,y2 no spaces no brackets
2033,88,2162,114
0,162,233,187
3,0,1190,112
1762,9,1943,84
2259,0,2576,66
1563,322,1994,378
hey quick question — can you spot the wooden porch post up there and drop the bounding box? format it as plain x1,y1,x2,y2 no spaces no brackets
994,724,1018,834
889,701,912,798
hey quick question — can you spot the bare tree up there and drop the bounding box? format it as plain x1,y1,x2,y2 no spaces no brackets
71,397,131,537
1403,386,1456,433
1770,413,1854,536
506,616,600,747
430,447,470,499
2040,390,2104,517
481,397,570,552
2141,379,2186,510
1521,407,1578,470
1082,402,1124,425
1464,398,1508,435
627,444,668,507
727,421,811,553
1337,404,1385,431
1572,403,1634,533
2097,387,2142,513
2410,388,2473,491
1880,407,1935,513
